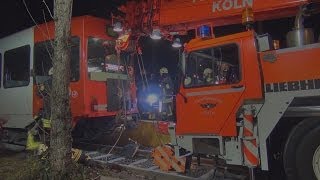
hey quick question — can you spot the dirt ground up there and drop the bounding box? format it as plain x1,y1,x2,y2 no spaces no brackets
0,150,29,180
0,121,172,180
0,149,155,180
0,148,271,180
96,120,171,148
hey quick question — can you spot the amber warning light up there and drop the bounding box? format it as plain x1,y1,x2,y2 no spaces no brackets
242,7,254,27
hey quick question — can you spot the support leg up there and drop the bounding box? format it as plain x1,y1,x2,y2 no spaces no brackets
249,167,255,180
185,155,192,173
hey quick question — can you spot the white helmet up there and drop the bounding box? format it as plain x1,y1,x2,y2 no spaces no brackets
48,67,53,76
203,68,213,76
184,76,192,86
160,67,168,75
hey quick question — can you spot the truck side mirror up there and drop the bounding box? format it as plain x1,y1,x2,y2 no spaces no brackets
256,33,273,52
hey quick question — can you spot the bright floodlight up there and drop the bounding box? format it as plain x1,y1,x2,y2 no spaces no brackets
113,22,123,32
150,29,162,40
172,38,182,48
146,94,158,105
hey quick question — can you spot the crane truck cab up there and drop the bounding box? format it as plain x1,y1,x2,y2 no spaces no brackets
169,24,320,180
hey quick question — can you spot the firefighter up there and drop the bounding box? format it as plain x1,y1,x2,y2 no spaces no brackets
104,45,118,71
159,67,174,120
203,68,214,84
215,62,230,84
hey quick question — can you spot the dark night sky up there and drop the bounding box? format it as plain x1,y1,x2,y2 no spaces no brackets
0,1,319,77
0,0,180,76
0,0,126,38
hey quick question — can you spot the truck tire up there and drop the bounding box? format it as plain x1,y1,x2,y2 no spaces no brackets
296,126,320,180
283,118,320,180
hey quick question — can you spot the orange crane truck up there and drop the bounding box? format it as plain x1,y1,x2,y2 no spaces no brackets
113,0,320,179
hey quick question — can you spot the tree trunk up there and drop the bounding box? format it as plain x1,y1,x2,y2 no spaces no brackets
50,0,73,178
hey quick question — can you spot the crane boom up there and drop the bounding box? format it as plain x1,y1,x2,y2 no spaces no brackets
120,0,310,35
160,0,308,25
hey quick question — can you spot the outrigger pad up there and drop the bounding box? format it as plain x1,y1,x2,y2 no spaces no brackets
152,145,186,173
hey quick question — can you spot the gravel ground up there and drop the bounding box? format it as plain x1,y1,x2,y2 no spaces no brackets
0,147,271,180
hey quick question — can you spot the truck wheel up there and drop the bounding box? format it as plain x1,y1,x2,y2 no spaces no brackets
313,144,320,180
283,118,320,180
296,126,320,180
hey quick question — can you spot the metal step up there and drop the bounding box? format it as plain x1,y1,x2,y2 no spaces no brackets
129,159,148,166
91,154,113,160
108,157,125,163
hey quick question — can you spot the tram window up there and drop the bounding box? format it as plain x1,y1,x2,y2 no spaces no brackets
87,37,124,74
34,36,80,82
3,45,30,88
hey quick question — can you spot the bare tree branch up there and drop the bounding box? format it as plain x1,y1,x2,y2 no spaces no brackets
42,0,54,19
22,0,51,39
22,0,40,28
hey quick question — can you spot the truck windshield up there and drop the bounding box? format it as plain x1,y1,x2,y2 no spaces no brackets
184,43,240,88
87,37,126,75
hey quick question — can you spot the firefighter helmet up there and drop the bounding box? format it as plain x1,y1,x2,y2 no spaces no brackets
203,68,214,83
203,68,213,77
220,62,230,72
184,76,192,86
160,67,168,75
48,67,53,76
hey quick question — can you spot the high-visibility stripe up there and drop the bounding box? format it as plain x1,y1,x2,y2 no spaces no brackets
157,146,184,172
153,154,171,171
244,114,254,136
244,118,253,131
244,126,254,136
242,109,259,167
152,145,185,172
244,152,257,167
244,114,253,121
243,140,258,156
243,142,259,166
